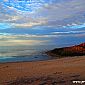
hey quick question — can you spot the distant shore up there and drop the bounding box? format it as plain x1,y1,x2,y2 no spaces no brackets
46,43,85,57
0,56,85,85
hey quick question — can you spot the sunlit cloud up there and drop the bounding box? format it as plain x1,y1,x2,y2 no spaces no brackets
0,39,47,46
12,19,47,28
0,33,50,46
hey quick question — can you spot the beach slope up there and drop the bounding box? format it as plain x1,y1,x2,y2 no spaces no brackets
0,56,85,85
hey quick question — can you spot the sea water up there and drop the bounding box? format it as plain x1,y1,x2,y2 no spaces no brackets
0,28,85,63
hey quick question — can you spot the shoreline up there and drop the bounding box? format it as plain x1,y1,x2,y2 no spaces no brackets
0,56,85,85
0,54,83,64
0,53,51,64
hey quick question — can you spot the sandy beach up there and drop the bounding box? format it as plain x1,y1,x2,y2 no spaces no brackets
0,56,85,85
0,0,85,84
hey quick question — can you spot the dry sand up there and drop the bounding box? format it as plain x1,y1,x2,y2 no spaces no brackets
0,56,85,85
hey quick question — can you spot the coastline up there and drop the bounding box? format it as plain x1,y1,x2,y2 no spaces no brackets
0,56,85,85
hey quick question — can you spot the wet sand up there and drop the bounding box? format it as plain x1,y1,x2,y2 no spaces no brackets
0,56,85,85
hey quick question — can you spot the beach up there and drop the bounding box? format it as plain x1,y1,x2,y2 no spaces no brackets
0,0,85,85
0,56,85,85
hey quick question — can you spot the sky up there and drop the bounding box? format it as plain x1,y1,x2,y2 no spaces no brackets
0,0,85,56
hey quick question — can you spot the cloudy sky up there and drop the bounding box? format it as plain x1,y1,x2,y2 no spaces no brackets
0,0,85,28
0,0,85,56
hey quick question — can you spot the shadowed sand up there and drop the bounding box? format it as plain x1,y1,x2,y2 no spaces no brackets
0,56,85,85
